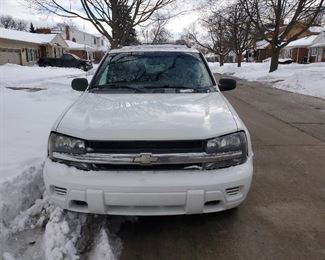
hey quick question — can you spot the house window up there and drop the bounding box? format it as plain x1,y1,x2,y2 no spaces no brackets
311,48,318,56
101,39,104,46
94,38,97,44
25,48,38,62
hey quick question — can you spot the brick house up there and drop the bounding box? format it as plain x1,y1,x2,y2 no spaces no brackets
285,32,325,63
254,23,324,62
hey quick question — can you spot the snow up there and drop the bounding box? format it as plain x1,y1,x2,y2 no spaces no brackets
311,42,325,48
256,40,270,49
209,62,325,99
308,26,325,33
110,44,198,53
286,35,318,48
66,40,95,51
0,65,86,181
0,63,125,259
0,28,57,44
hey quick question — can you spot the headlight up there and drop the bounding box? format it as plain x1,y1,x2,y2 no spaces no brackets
48,132,86,159
205,131,248,169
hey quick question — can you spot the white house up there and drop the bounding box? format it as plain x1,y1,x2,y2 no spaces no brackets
58,26,109,62
0,28,68,66
65,40,95,60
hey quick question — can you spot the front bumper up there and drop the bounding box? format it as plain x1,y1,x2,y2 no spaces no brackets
43,157,253,215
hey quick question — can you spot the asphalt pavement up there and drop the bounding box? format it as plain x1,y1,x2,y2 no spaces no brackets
118,76,325,260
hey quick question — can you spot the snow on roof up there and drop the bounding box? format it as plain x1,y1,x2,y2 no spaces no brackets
286,35,318,48
311,42,325,48
109,44,198,53
308,26,325,33
0,28,57,45
256,40,270,49
66,40,95,51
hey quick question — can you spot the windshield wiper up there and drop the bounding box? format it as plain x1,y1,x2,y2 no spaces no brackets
143,85,210,93
90,84,148,93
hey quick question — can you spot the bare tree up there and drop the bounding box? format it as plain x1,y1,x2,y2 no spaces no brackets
0,15,28,31
225,2,254,67
240,0,325,72
141,13,171,44
189,12,232,66
25,0,176,48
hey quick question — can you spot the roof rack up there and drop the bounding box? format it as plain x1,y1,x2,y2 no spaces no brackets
109,44,198,53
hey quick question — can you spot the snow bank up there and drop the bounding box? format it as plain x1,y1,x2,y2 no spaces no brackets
0,161,44,227
209,62,325,99
0,64,123,259
44,208,86,260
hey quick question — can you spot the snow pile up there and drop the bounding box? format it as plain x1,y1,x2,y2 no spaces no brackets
0,64,122,259
44,208,86,260
209,62,325,99
0,161,44,227
87,228,118,260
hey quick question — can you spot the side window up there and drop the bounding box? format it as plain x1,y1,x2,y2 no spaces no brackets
62,54,73,60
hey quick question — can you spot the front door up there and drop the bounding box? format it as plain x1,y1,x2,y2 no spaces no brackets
40,46,47,57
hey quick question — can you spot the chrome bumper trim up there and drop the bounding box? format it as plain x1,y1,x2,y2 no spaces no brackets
52,151,242,165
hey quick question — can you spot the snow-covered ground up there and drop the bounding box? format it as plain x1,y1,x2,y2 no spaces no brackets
209,62,325,99
0,64,129,259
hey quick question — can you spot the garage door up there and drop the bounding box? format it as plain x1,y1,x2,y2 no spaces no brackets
0,48,21,65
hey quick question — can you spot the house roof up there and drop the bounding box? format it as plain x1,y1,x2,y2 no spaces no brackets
311,42,325,48
256,40,270,49
286,35,318,48
308,26,325,34
65,40,95,51
0,28,59,45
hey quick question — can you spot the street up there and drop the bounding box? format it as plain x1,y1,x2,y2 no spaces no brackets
118,76,325,260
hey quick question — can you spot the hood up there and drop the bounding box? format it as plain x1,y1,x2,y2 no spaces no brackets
56,92,238,140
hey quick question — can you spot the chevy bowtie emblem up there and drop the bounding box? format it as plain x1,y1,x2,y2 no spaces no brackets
133,153,158,165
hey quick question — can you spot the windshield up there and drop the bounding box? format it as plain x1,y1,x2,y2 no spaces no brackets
91,52,214,91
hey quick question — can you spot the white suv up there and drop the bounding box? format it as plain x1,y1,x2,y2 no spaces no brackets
44,45,253,215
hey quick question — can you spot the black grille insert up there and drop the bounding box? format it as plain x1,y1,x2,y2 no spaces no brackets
91,163,203,171
87,140,205,153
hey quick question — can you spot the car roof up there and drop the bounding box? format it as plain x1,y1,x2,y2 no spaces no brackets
109,44,199,54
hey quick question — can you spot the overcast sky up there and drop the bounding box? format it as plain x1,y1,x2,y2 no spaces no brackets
0,0,201,38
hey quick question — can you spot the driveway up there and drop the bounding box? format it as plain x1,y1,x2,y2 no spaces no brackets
118,76,325,260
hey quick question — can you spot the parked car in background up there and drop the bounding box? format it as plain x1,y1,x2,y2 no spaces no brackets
44,45,253,216
38,53,93,71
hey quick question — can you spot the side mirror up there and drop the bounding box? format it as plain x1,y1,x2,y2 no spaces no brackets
71,78,88,91
218,78,236,91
